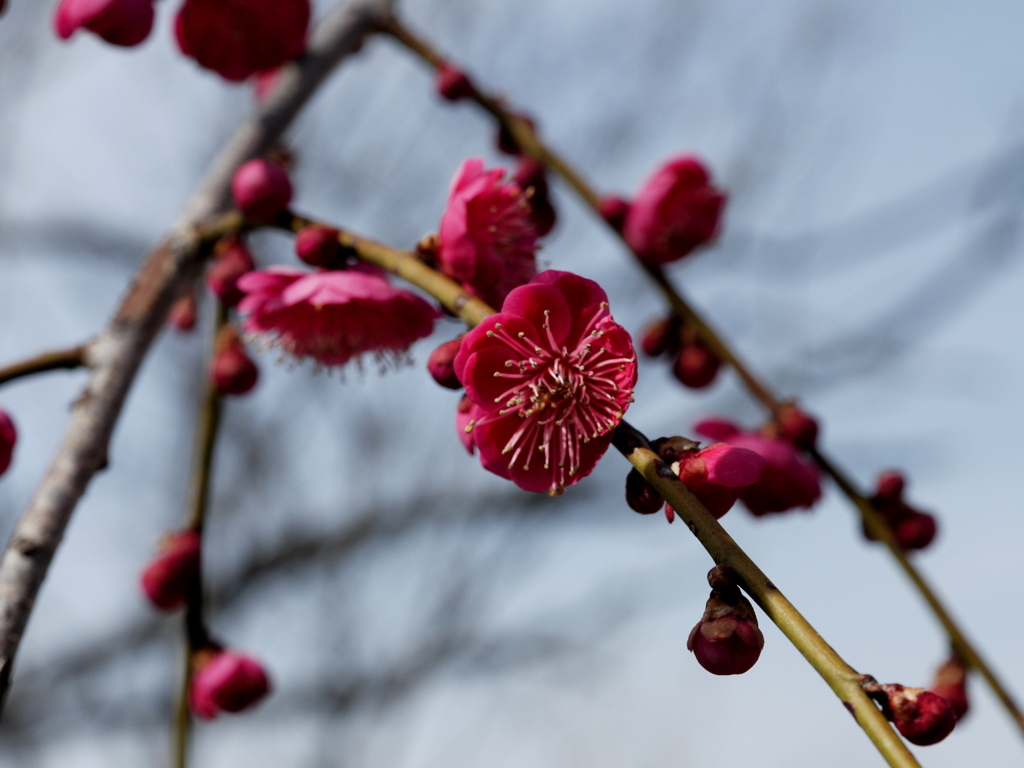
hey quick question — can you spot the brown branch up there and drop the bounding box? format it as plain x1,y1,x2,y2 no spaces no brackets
0,345,90,387
0,0,397,717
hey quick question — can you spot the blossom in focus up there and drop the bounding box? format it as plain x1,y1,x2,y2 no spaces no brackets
0,408,16,477
672,441,766,518
140,530,201,612
695,418,821,515
190,649,271,719
237,266,439,368
175,0,310,82
54,0,155,47
453,270,637,495
438,158,539,310
623,155,725,266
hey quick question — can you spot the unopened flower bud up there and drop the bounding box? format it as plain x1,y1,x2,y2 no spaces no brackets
231,158,293,222
295,225,346,269
640,316,672,357
54,0,156,47
875,470,905,501
672,340,720,389
140,530,200,611
774,402,819,451
892,510,937,551
625,468,664,514
687,585,764,675
598,196,630,231
427,337,464,390
206,240,255,307
168,290,198,332
496,113,535,156
930,654,969,721
211,328,259,396
436,62,474,101
514,159,557,236
879,684,957,746
190,649,271,719
0,408,17,477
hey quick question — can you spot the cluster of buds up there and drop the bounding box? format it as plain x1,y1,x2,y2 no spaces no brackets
687,565,764,675
862,677,957,746
640,314,720,389
866,470,938,551
625,435,765,522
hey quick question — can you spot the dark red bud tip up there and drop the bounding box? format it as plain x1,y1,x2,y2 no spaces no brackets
168,291,198,332
774,403,819,451
598,196,630,231
427,337,464,390
893,510,937,551
436,62,474,101
189,650,271,719
930,655,969,721
206,240,255,307
295,225,347,269
876,470,906,501
0,409,17,477
54,0,156,47
672,341,720,389
496,113,535,156
140,530,201,612
231,158,293,223
882,685,957,746
210,328,259,396
687,597,764,675
625,468,664,514
640,317,671,357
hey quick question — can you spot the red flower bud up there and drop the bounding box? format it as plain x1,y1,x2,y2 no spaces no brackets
514,160,557,237
295,225,346,269
140,530,200,611
190,649,271,719
930,654,969,721
168,290,198,332
672,340,720,389
54,0,155,47
427,337,464,390
687,585,764,675
625,468,664,514
640,316,672,357
880,684,957,746
598,196,630,232
231,158,293,223
875,470,906,501
892,510,937,551
0,408,17,477
774,402,819,451
211,328,259,396
206,240,255,307
436,62,474,101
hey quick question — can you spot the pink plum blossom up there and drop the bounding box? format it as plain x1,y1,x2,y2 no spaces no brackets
237,266,439,368
454,270,637,495
438,159,539,310
623,155,725,266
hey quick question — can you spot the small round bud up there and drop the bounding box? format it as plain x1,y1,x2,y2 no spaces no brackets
54,0,156,47
774,402,819,451
436,62,474,101
0,408,17,477
875,470,906,501
625,468,664,514
930,655,969,721
190,649,271,719
672,341,720,389
295,225,346,269
687,589,764,675
892,510,937,551
881,684,957,746
231,158,293,222
140,530,200,611
206,240,255,307
640,317,672,357
598,196,630,231
211,328,259,396
496,113,535,156
168,290,198,332
706,564,737,590
427,337,464,390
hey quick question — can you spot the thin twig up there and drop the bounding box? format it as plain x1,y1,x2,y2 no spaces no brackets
382,15,1024,737
0,0,396,717
0,345,90,387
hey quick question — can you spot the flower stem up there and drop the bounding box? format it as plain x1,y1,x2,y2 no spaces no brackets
171,302,226,768
260,211,921,765
382,15,1024,738
0,344,90,387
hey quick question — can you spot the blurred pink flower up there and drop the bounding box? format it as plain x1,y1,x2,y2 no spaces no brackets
0,408,16,477
438,159,538,310
190,650,270,719
54,0,155,47
237,267,439,368
454,270,637,495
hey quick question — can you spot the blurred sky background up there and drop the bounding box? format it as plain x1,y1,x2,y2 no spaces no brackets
1,0,1024,766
